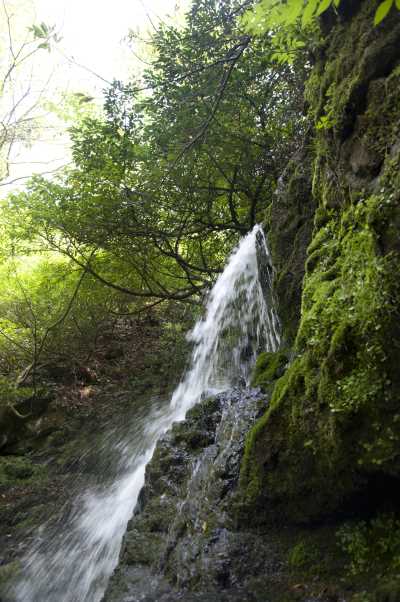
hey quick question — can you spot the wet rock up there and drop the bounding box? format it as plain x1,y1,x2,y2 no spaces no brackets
103,388,278,602
0,562,20,590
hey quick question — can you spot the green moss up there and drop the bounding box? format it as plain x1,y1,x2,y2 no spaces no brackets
251,351,288,390
0,456,48,487
239,356,308,515
239,74,400,522
337,515,400,579
185,396,220,422
313,205,332,230
287,541,312,569
265,149,315,344
306,1,400,140
0,560,20,585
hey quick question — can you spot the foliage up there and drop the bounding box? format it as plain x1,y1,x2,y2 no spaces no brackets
0,377,33,407
241,0,400,63
0,0,308,392
374,0,400,24
0,249,138,386
1,0,307,306
337,515,400,577
27,21,61,51
44,92,97,126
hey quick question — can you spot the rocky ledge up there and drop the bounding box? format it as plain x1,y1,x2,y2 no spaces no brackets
103,388,285,602
103,388,355,602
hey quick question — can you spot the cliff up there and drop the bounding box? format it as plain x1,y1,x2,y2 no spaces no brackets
241,0,400,522
238,0,400,596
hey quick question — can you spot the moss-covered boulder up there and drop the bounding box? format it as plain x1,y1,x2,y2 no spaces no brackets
0,455,48,489
251,351,289,391
0,382,53,452
239,0,400,524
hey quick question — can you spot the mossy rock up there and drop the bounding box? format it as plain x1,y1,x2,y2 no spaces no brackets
251,351,289,391
238,2,400,525
173,427,215,450
240,189,400,523
185,396,222,422
0,456,47,487
305,0,400,144
0,560,20,585
265,147,315,344
0,383,53,453
123,528,165,565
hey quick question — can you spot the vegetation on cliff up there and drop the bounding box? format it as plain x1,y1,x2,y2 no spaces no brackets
238,1,400,597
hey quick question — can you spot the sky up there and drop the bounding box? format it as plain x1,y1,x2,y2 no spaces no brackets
1,0,184,194
34,0,181,90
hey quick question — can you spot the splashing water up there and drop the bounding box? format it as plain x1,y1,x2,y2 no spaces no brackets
9,224,279,602
170,224,280,420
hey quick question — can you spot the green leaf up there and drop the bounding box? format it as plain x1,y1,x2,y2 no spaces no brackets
316,115,334,130
395,0,400,10
316,0,333,16
302,0,320,26
282,0,304,25
374,0,393,25
31,25,43,38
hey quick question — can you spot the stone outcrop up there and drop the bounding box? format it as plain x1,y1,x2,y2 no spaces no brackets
103,390,288,602
240,0,400,525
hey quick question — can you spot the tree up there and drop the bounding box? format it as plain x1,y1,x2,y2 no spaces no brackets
3,0,307,308
0,0,60,181
241,0,400,64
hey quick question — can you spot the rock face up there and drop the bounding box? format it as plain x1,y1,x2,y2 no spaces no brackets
240,0,400,525
266,143,315,344
103,389,286,602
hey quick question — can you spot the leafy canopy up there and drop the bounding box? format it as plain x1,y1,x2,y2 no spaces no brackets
241,0,400,63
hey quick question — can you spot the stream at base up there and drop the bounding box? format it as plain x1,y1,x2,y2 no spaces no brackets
8,225,280,602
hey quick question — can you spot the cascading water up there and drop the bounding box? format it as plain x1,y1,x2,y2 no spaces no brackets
8,224,279,602
170,224,280,421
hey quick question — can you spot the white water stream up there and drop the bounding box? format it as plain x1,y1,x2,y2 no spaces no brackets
10,225,279,602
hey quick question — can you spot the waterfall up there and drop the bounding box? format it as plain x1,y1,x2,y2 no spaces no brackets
8,224,279,602
170,224,280,420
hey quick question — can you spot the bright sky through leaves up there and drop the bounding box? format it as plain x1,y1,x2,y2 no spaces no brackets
1,0,184,193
